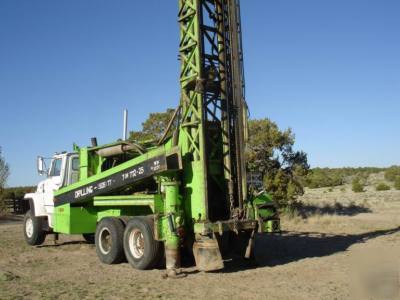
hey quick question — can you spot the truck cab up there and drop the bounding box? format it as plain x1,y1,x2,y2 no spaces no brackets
24,152,79,228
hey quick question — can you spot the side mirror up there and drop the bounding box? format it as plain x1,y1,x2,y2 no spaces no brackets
37,156,47,176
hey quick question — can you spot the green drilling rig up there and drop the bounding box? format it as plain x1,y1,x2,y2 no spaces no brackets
23,0,280,276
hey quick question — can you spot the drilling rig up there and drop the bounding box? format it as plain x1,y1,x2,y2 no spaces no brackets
23,0,280,276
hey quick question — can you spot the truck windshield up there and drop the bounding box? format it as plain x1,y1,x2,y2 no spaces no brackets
49,158,62,177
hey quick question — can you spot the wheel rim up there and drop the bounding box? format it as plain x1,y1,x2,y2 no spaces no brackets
128,228,145,259
99,227,112,255
25,217,34,238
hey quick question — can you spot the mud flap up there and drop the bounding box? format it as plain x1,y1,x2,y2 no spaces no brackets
193,238,224,272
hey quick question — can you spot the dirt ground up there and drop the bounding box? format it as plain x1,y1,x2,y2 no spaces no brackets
1,178,400,299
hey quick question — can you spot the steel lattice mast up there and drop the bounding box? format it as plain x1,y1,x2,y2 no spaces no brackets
178,0,248,223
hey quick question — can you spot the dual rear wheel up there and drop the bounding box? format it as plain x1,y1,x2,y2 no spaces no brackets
95,216,163,270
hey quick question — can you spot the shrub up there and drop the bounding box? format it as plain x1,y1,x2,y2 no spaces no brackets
384,166,400,182
352,178,364,193
394,176,400,190
280,204,301,220
263,169,305,208
375,182,390,191
246,118,309,209
305,168,344,189
304,167,385,189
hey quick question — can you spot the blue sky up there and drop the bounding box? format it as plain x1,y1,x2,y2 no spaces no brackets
0,0,399,187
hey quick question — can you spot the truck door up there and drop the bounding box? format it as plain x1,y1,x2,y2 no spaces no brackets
66,155,79,185
43,157,64,214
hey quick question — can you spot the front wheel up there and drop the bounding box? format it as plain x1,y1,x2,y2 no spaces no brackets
123,217,162,270
23,210,46,246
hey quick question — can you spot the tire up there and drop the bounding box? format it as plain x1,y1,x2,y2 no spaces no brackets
123,217,162,270
23,210,46,246
95,217,125,264
82,233,95,244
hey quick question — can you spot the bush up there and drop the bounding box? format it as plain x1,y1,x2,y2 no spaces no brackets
375,182,390,191
263,169,305,208
394,176,400,190
246,118,309,209
305,168,344,189
384,166,400,181
304,167,385,189
352,178,364,193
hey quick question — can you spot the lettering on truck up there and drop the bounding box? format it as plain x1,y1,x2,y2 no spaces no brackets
74,179,113,199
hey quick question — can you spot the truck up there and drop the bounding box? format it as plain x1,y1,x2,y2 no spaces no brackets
23,0,280,276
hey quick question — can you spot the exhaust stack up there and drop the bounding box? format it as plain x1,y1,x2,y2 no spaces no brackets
123,109,128,141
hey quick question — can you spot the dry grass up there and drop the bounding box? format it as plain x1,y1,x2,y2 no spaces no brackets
282,172,400,235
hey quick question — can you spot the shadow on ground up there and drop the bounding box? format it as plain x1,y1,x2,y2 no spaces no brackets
37,241,90,248
0,214,24,225
297,202,371,219
223,226,400,272
255,226,400,267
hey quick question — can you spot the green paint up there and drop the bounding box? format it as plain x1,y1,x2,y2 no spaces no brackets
252,193,276,219
93,195,156,211
262,219,280,233
178,0,209,221
251,192,281,233
53,204,97,234
183,161,207,222
79,148,88,180
163,179,181,237
54,145,174,198
96,209,125,221
53,202,157,234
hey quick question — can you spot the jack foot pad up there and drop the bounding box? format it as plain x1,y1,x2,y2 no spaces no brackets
162,269,187,279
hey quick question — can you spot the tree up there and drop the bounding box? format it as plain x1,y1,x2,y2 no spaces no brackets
129,108,176,142
0,148,10,213
129,111,308,209
246,118,309,208
0,148,9,190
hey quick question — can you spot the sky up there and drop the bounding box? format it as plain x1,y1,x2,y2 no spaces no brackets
0,0,399,187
